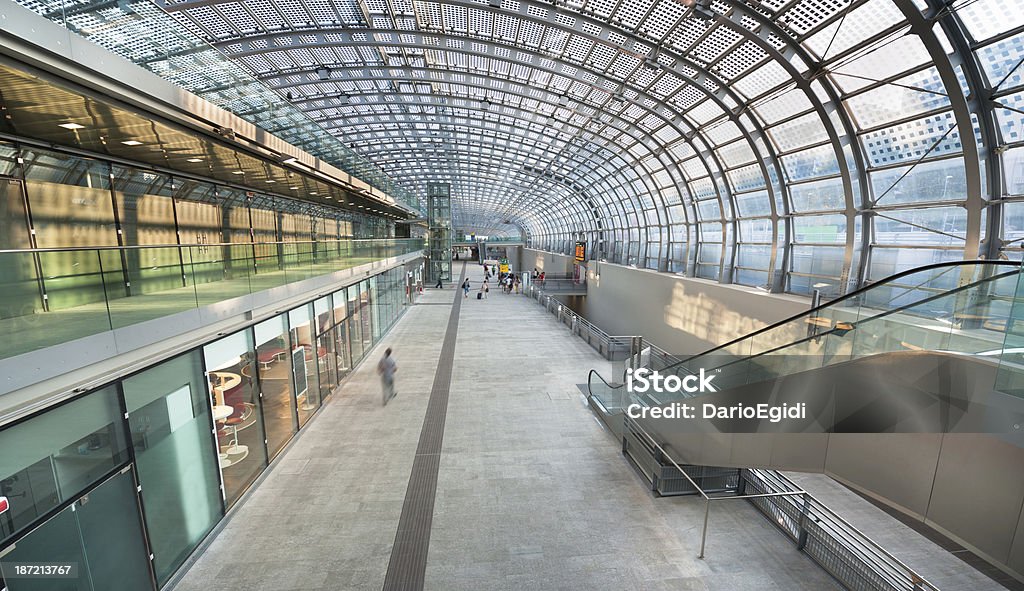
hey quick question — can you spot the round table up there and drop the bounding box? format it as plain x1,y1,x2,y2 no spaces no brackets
212,404,248,467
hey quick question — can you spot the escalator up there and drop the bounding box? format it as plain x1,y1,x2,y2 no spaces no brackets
586,260,1024,582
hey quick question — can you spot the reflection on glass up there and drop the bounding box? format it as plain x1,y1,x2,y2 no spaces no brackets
360,281,374,351
203,331,267,506
122,352,222,586
314,296,336,399
254,315,298,458
0,385,127,545
347,286,364,362
0,469,153,591
288,304,321,425
332,292,352,380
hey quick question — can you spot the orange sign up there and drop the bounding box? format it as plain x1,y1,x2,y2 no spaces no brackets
574,241,586,262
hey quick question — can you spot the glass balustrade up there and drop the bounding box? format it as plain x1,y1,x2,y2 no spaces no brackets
589,261,1024,409
0,238,424,360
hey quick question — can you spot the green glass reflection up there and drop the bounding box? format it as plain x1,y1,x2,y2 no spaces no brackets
0,470,153,591
122,351,222,586
0,385,127,545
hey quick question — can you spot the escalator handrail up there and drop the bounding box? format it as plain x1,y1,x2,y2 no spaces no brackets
664,259,1019,371
691,266,1023,377
586,260,1020,396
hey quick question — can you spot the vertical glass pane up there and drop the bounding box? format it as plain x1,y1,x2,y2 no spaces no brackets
22,150,116,248
314,296,335,400
112,166,182,297
288,304,321,425
254,315,297,459
122,352,222,585
73,469,153,591
348,287,364,362
0,180,41,328
370,276,382,341
0,385,127,545
359,281,373,352
203,331,267,506
332,292,352,379
0,502,89,591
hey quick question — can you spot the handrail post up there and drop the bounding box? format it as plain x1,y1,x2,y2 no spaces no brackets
699,497,711,559
796,492,810,550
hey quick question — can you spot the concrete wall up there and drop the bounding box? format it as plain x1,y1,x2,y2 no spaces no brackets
523,248,809,355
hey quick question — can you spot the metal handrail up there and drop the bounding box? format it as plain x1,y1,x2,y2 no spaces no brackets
664,260,1019,370
0,237,425,255
743,469,940,591
622,414,940,590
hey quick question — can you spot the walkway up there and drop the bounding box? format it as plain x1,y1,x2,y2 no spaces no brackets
171,262,840,590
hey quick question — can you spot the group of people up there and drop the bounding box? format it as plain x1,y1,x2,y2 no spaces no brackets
459,264,523,299
531,268,546,283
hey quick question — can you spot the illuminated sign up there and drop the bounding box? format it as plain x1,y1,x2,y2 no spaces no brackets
574,241,586,262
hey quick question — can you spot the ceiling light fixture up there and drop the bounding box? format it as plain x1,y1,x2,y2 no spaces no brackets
121,140,143,146
232,170,245,175
58,123,85,130
186,158,203,163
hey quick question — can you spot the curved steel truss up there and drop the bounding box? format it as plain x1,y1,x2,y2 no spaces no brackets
15,0,1024,295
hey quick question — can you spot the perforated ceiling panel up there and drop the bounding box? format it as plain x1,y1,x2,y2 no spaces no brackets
11,0,1017,291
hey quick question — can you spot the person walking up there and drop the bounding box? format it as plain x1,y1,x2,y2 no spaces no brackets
514,274,521,294
378,348,398,406
435,275,443,289
462,278,471,298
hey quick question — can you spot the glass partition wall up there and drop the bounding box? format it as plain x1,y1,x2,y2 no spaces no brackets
0,140,423,362
0,261,413,591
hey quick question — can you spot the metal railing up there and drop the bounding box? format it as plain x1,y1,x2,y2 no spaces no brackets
524,278,587,293
742,469,939,591
0,238,425,360
520,281,946,591
523,288,637,362
622,416,940,591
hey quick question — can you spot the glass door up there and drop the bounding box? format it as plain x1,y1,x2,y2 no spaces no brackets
0,468,154,591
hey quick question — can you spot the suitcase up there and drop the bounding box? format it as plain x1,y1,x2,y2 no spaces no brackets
477,292,483,299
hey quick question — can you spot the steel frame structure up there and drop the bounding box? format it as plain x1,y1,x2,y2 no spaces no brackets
12,0,1024,296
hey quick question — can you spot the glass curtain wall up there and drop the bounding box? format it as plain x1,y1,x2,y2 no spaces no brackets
288,304,321,425
122,352,222,586
0,386,150,591
253,316,298,460
332,293,352,381
0,263,411,590
202,332,267,507
314,295,336,400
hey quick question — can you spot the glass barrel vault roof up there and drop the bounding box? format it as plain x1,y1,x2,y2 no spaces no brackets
11,0,1024,295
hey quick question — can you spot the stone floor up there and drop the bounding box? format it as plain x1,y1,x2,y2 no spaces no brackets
174,262,940,590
